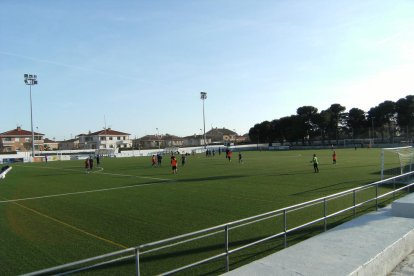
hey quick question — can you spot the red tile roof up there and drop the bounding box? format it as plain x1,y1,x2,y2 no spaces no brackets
86,129,130,136
0,127,44,137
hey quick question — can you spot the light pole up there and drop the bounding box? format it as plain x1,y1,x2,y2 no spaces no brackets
24,74,38,159
200,92,207,148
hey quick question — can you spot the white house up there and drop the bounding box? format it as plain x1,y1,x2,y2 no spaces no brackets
78,128,132,152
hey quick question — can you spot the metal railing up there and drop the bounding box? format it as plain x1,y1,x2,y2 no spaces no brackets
24,172,414,276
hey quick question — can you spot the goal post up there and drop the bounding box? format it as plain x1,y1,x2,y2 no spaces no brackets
381,146,414,180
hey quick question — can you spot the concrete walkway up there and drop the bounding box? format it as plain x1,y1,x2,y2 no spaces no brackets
224,193,414,276
390,251,414,275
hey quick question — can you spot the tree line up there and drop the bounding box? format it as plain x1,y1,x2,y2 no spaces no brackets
248,95,414,145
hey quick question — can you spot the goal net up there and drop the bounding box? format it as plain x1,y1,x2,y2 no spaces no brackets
381,146,414,180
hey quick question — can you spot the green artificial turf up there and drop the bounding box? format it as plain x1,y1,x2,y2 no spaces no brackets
0,148,399,274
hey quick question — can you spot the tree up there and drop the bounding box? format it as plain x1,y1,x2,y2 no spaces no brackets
368,101,396,142
296,106,318,145
247,94,414,146
324,104,346,143
396,95,414,141
271,119,284,144
346,108,368,139
248,121,273,144
277,115,302,144
248,124,261,144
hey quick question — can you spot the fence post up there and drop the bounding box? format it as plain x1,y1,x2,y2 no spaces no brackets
323,198,327,232
283,210,287,248
375,183,379,211
393,179,396,200
135,247,140,276
353,190,356,217
225,225,230,272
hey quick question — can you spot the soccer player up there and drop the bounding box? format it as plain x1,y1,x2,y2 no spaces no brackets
88,156,94,170
238,152,243,163
151,155,157,167
171,156,178,174
228,150,232,162
332,151,337,164
85,158,90,173
311,154,319,173
157,153,162,166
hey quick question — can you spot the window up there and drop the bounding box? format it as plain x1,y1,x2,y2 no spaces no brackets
100,137,105,141
109,137,113,140
117,137,121,140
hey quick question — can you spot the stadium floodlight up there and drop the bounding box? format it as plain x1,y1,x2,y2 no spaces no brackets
200,92,207,148
24,73,38,159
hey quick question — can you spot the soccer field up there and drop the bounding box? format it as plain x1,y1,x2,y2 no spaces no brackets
0,148,386,274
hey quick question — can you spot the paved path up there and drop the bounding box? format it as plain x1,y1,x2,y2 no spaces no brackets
224,193,414,276
390,251,414,276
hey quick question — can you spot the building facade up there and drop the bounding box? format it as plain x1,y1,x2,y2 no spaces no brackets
134,135,165,149
206,128,237,144
78,128,132,152
0,127,45,153
182,134,211,147
58,138,80,151
43,138,59,151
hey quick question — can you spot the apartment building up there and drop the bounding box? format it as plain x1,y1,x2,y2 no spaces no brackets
78,128,132,151
0,127,44,153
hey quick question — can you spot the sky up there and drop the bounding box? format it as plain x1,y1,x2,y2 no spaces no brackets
1,0,414,141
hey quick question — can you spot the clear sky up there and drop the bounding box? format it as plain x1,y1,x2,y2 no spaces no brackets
1,0,414,141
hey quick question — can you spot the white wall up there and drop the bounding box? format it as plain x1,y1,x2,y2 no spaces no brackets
1,144,265,163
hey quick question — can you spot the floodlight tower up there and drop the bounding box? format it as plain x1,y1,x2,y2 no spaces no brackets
24,74,38,159
200,92,207,148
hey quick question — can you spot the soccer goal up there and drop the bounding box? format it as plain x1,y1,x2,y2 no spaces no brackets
381,146,414,180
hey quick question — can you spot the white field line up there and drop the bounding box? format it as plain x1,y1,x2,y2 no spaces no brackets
16,164,172,181
1,165,174,204
0,182,174,204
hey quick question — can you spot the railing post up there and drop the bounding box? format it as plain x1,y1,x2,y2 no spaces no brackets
323,198,327,232
283,210,287,248
375,183,379,211
135,247,140,276
353,190,356,217
225,225,230,272
393,179,396,200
